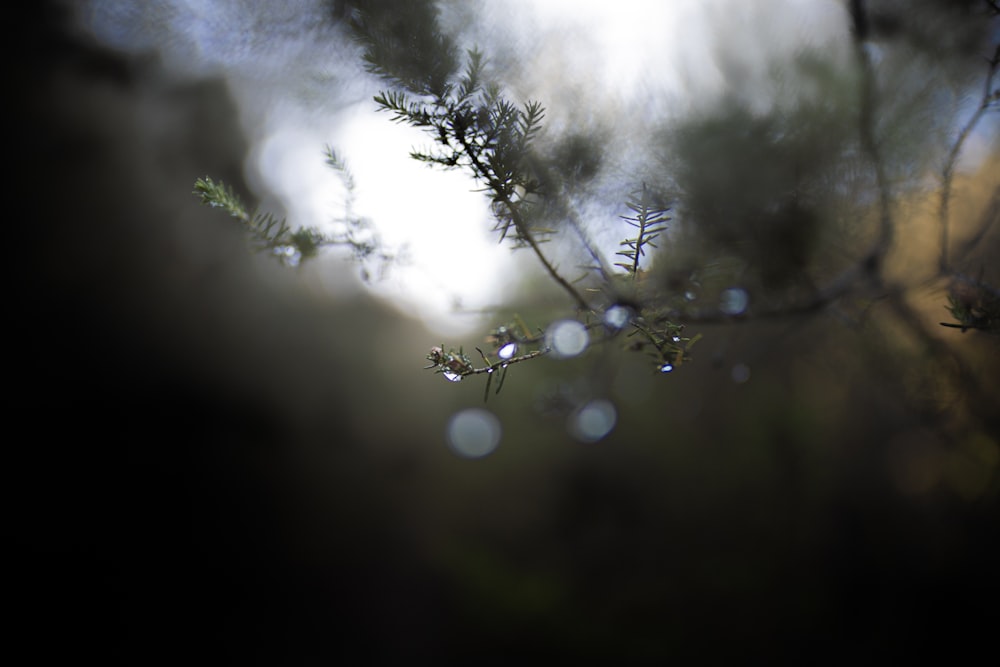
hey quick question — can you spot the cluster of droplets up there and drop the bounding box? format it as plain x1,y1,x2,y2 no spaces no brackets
432,306,703,458
602,303,698,374
425,346,474,382
659,333,686,372
429,286,757,458
621,316,698,375
272,245,302,267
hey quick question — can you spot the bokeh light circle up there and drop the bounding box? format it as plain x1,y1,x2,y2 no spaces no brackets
546,319,589,358
446,408,502,459
731,363,751,383
603,304,633,330
569,399,617,442
719,287,749,315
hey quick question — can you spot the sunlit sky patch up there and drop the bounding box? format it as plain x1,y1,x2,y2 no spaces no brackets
252,102,505,335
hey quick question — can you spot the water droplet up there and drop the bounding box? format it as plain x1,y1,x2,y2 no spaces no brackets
546,319,589,358
498,342,518,360
719,287,749,315
659,363,674,373
446,408,501,459
273,245,301,267
568,399,617,443
603,305,632,330
731,363,751,384
442,371,463,382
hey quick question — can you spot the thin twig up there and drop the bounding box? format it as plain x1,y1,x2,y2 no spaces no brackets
456,132,592,311
463,348,548,377
940,44,1000,272
852,2,894,281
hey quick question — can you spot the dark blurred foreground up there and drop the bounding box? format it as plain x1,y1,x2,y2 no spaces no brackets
10,3,1000,663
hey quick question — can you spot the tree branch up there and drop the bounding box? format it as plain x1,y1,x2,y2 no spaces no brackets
939,43,1000,272
455,130,592,311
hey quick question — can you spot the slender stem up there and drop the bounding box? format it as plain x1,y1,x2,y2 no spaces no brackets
525,153,614,283
456,133,592,311
630,186,656,280
463,348,547,377
939,44,999,273
852,13,893,280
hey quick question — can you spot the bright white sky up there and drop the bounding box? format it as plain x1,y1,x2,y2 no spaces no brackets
77,0,852,336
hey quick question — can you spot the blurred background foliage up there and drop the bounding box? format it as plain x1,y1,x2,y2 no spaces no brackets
11,0,1000,662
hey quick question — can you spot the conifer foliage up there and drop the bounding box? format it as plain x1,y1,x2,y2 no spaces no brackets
346,1,700,392
195,0,999,425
